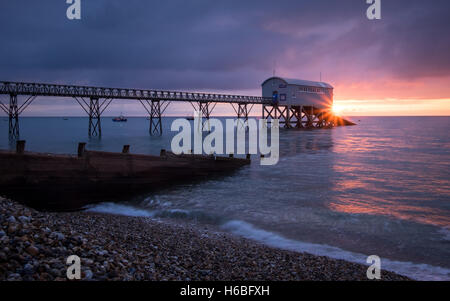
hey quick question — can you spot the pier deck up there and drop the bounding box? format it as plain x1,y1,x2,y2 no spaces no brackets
0,80,354,139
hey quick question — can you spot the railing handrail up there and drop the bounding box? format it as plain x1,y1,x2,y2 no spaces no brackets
0,81,272,104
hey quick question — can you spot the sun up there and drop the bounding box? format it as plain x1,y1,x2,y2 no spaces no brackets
332,103,344,115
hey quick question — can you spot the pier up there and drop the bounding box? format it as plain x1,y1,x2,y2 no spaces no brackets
0,80,354,140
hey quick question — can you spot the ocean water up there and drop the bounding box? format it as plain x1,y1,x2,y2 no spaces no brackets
1,116,449,280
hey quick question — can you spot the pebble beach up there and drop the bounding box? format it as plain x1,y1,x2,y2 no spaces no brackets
0,197,410,281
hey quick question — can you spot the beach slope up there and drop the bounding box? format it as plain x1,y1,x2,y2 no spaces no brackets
0,198,409,281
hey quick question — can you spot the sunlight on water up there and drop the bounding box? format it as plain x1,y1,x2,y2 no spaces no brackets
1,116,449,279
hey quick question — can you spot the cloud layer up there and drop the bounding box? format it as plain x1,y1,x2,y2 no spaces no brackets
0,0,449,115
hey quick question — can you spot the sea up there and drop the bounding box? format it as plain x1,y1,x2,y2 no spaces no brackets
1,116,449,280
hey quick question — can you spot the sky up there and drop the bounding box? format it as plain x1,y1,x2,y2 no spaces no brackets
0,0,449,116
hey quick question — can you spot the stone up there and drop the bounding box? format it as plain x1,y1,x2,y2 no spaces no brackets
18,216,31,223
26,245,39,256
23,263,34,274
51,232,65,241
7,225,17,234
84,269,93,280
7,273,22,281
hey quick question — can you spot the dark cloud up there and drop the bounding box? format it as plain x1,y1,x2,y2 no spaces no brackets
0,0,449,92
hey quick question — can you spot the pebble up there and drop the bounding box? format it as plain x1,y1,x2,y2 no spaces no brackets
0,197,411,281
7,273,22,281
50,232,65,241
26,245,39,256
84,269,94,280
18,216,31,223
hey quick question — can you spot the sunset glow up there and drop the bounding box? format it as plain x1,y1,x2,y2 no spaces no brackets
333,98,450,116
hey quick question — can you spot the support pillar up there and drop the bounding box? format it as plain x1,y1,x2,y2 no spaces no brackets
74,96,113,138
88,97,102,137
139,99,170,136
197,101,215,131
237,103,249,122
149,100,162,136
233,103,254,131
285,105,291,128
262,105,287,127
8,94,19,140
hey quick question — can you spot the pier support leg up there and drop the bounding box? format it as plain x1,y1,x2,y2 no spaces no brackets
237,103,248,130
290,106,303,129
0,94,37,140
149,100,162,136
237,103,249,122
285,105,291,128
199,102,211,131
139,99,170,136
88,97,102,137
232,103,254,130
8,94,19,140
190,101,215,131
262,105,288,127
74,97,113,138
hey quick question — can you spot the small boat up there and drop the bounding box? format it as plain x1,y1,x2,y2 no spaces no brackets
113,115,127,122
186,116,194,121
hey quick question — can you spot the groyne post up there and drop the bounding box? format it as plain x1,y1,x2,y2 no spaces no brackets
77,142,86,158
122,145,130,154
16,140,25,154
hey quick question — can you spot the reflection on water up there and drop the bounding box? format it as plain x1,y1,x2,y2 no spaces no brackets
329,117,450,229
1,116,449,278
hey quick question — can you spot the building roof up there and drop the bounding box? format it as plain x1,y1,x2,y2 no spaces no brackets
261,77,333,89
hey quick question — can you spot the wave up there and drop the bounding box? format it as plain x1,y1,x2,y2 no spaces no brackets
221,220,450,281
86,202,224,224
86,202,450,281
85,202,156,217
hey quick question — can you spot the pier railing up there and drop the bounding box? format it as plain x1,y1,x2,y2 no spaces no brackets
0,81,270,104
0,80,344,139
0,80,272,138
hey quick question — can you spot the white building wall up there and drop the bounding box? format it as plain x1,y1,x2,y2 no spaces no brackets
262,77,333,109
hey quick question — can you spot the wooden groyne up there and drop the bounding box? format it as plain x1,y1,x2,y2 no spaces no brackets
0,141,250,211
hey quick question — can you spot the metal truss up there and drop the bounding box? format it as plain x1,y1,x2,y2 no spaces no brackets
262,105,334,129
139,100,170,136
74,97,113,137
231,103,255,131
189,101,217,131
0,81,270,105
0,94,37,140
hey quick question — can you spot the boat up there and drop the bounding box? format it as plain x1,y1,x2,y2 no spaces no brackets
113,114,127,122
186,116,195,121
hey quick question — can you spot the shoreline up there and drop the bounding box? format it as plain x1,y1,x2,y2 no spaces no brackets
0,197,410,281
